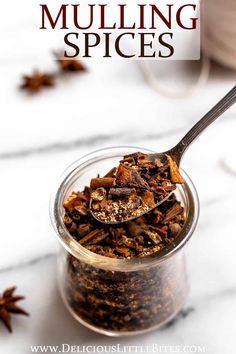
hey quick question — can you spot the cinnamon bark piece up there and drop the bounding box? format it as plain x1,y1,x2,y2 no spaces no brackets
80,229,109,246
141,190,155,208
162,202,184,224
115,164,149,189
90,177,115,189
166,155,184,183
109,188,134,197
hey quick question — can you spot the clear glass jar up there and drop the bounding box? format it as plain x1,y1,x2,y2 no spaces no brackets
50,147,199,336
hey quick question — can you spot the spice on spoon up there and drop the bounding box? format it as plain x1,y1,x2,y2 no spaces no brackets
90,152,183,223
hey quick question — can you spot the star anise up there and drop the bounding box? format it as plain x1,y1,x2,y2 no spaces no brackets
0,287,29,333
20,71,55,93
55,52,86,72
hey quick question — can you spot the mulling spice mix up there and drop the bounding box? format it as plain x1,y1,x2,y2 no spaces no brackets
62,152,187,332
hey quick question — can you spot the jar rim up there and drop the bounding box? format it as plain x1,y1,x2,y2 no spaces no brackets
50,146,199,271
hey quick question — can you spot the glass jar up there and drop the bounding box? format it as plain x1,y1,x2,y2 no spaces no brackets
50,146,199,336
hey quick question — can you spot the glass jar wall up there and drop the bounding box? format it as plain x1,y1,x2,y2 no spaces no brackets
50,147,199,336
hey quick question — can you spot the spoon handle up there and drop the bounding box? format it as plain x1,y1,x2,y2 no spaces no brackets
171,85,236,164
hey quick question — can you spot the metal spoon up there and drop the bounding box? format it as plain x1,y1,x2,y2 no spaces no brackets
91,85,236,224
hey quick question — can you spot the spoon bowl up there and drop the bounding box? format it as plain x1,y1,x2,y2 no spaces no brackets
90,189,174,225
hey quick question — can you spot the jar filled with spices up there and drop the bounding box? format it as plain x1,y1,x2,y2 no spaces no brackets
50,147,199,336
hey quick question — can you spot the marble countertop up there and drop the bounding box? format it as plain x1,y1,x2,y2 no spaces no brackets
1,5,236,350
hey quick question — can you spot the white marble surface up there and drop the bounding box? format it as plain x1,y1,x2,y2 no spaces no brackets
1,3,236,351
